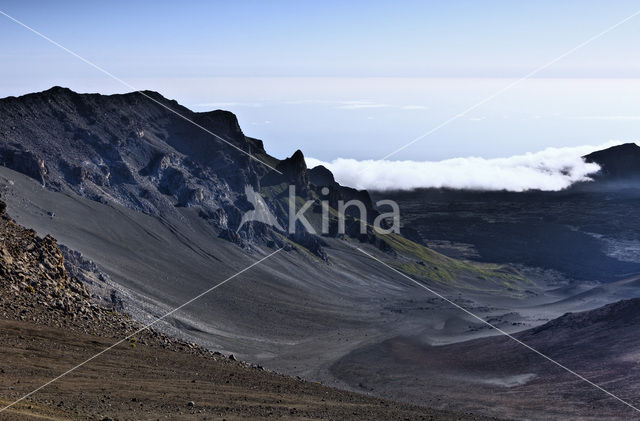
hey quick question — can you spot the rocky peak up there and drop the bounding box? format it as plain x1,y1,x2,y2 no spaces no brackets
194,110,245,141
43,86,74,96
307,165,375,219
278,150,306,172
584,142,640,180
308,165,337,187
276,150,309,192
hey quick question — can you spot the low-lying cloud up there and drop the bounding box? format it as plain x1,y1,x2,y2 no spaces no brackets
307,141,625,192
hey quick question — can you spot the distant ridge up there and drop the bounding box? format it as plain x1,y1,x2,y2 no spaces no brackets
584,142,640,180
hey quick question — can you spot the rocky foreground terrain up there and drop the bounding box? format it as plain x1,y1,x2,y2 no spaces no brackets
0,198,496,420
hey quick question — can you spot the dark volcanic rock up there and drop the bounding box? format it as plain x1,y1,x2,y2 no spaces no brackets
0,87,267,221
0,87,382,259
0,195,92,317
584,142,640,181
0,88,273,244
276,149,309,194
308,165,336,187
308,165,378,225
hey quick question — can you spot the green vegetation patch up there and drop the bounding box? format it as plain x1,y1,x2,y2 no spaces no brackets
377,232,528,296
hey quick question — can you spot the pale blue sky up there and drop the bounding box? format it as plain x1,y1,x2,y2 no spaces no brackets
1,1,639,160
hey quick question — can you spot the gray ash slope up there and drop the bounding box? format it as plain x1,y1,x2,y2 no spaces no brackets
0,87,637,420
332,298,640,420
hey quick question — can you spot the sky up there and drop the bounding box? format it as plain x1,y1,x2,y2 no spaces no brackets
1,1,640,189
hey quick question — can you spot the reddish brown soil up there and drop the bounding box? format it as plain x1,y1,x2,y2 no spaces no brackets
0,318,498,421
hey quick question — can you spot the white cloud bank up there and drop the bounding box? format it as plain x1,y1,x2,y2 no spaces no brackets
307,141,626,192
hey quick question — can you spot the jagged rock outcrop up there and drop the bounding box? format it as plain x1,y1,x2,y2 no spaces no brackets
0,196,96,319
0,87,383,258
308,165,376,220
0,87,265,219
277,150,309,193
308,165,336,187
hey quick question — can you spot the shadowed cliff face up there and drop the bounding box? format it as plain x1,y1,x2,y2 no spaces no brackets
0,87,383,255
